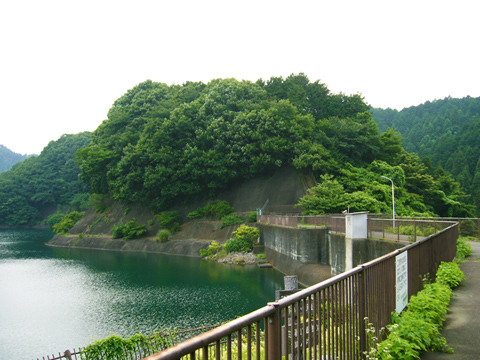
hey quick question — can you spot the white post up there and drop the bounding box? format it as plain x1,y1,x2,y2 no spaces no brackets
382,176,395,228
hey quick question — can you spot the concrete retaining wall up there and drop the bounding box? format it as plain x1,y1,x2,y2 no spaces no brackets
259,224,404,283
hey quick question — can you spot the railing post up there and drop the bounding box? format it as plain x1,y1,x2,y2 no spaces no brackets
266,303,281,360
414,219,417,242
64,350,73,360
358,268,367,358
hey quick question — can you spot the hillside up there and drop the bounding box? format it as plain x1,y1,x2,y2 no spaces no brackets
372,96,480,211
0,74,476,228
53,166,311,243
0,133,92,226
0,145,30,173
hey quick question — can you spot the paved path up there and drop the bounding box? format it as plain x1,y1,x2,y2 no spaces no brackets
421,240,480,359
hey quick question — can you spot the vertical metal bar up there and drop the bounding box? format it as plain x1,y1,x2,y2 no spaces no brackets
190,351,196,360
227,334,232,360
247,325,252,360
302,298,307,359
255,321,260,360
297,301,301,359
313,292,318,360
414,219,417,242
202,346,208,360
237,330,242,360
215,340,221,360
266,303,281,360
322,288,327,360
290,304,294,360
358,267,366,357
382,219,385,239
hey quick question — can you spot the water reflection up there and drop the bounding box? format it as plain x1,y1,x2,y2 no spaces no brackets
0,229,285,359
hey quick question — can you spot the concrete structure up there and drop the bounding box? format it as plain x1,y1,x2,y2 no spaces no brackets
345,211,368,239
258,223,403,285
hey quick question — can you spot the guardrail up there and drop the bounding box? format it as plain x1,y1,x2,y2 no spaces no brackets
143,222,458,360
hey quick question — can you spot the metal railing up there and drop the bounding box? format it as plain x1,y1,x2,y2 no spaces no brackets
143,222,458,360
34,325,219,360
258,214,346,233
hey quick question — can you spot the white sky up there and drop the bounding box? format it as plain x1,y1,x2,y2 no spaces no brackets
1,0,479,155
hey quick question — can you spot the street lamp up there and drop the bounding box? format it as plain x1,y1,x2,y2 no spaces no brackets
381,176,395,228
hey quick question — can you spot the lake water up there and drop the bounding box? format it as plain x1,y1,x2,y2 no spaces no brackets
0,229,286,359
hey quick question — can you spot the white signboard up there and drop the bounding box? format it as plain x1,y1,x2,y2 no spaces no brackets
396,251,408,313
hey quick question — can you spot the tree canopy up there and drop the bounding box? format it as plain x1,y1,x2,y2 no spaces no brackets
0,133,92,226
372,96,480,214
1,75,475,226
76,74,474,217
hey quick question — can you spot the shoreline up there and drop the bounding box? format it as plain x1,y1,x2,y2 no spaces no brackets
47,234,210,258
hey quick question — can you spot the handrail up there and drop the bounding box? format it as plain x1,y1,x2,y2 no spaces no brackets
140,221,458,360
142,305,275,360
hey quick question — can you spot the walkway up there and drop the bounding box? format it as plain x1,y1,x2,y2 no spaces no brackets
421,240,480,359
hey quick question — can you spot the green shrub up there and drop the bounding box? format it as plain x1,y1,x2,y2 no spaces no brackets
256,253,266,259
112,219,147,240
456,237,472,263
52,211,84,234
45,212,65,227
224,225,259,253
220,214,244,228
420,226,435,237
156,211,180,233
188,200,234,220
246,211,258,223
200,240,223,257
367,262,465,359
435,261,466,288
89,193,107,213
156,229,171,242
81,330,177,360
460,219,477,237
187,208,205,219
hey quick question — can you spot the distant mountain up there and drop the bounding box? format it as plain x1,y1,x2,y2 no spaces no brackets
372,96,480,211
0,145,33,172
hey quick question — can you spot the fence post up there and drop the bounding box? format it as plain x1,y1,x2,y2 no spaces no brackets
266,303,281,360
64,350,73,360
414,219,417,242
358,268,367,358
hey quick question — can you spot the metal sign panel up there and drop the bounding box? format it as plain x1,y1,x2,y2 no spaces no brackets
396,251,408,313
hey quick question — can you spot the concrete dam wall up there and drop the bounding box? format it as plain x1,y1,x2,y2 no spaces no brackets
258,223,403,286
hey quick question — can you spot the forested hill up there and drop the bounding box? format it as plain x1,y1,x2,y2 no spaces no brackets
372,96,480,211
75,74,475,219
0,75,476,227
0,133,91,226
0,145,30,172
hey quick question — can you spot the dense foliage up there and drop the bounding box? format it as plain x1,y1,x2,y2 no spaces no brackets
52,211,84,235
0,133,92,225
367,260,467,359
1,76,474,227
224,225,259,253
372,96,480,214
75,74,472,217
0,145,30,173
112,219,148,240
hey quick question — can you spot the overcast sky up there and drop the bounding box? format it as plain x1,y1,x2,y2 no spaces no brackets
1,0,479,155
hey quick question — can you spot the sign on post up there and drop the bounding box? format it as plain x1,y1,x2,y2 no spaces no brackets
395,251,408,313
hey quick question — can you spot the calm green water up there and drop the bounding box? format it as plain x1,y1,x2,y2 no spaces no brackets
0,229,285,359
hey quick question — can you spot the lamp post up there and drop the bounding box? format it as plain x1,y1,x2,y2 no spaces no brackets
381,176,395,228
